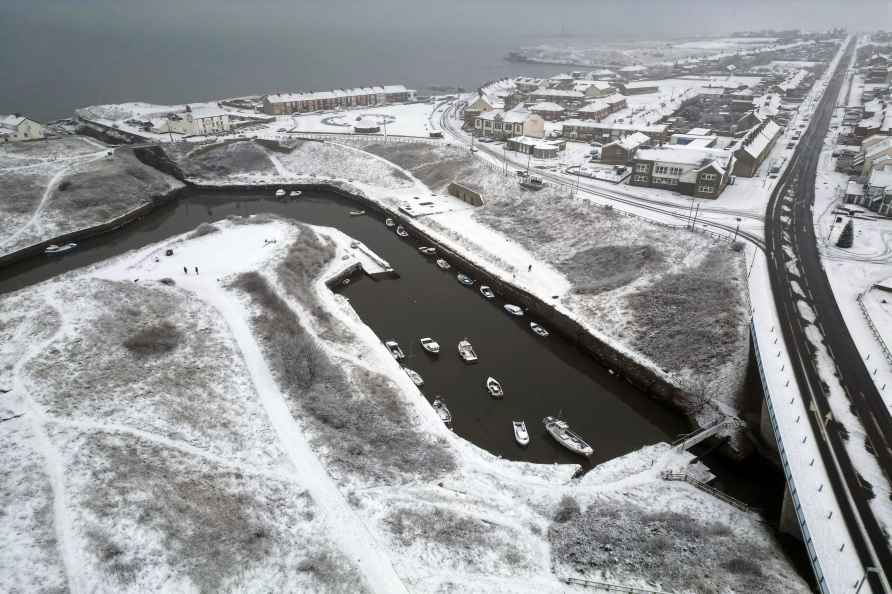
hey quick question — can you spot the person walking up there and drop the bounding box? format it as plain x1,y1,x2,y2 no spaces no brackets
195,266,199,275
528,264,532,272
183,266,188,275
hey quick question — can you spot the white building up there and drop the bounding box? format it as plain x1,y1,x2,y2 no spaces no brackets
474,106,545,140
0,114,46,142
162,105,231,137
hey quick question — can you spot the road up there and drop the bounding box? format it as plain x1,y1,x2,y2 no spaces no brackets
764,38,892,592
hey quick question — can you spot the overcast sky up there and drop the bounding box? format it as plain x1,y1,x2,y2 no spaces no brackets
0,1,886,120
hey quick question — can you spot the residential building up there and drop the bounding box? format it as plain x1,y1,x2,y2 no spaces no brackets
561,120,669,143
604,94,628,112
574,80,615,98
464,94,498,126
506,136,566,159
600,132,650,164
528,102,565,121
771,69,809,96
163,105,231,136
732,119,783,177
576,100,610,121
0,114,45,142
474,106,545,140
857,135,892,175
527,88,585,108
846,169,892,216
261,85,416,115
629,145,735,199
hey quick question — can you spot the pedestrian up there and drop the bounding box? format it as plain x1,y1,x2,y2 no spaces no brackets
183,266,188,275
528,264,532,272
195,266,199,275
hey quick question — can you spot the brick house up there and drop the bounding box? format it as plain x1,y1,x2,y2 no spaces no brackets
629,145,735,199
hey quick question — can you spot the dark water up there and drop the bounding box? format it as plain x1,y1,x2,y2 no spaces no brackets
0,188,688,466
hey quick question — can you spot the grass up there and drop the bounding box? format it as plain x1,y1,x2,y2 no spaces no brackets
165,140,276,178
227,271,456,483
553,495,581,523
187,222,220,239
564,244,664,295
122,320,182,356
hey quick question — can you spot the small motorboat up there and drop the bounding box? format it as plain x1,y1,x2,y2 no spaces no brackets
479,285,495,299
436,259,451,270
396,225,409,237
384,340,405,360
504,304,524,316
275,188,286,197
45,243,77,255
530,322,549,337
486,376,504,399
289,190,302,197
349,210,366,216
458,339,478,363
385,218,395,227
420,337,440,354
457,273,474,286
432,399,452,426
513,421,530,446
404,367,424,386
418,246,436,256
341,278,351,286
543,416,593,457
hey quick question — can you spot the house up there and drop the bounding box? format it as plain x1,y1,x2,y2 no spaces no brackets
857,135,892,175
261,85,416,115
561,120,669,143
600,132,650,165
771,70,809,96
464,94,498,126
576,100,610,121
575,80,615,98
474,106,545,140
629,145,735,199
604,94,628,113
0,114,45,142
732,119,783,177
506,136,566,159
528,102,565,121
527,88,585,108
162,105,231,136
670,128,717,146
859,169,892,215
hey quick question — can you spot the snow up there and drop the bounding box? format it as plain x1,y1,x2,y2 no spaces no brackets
286,102,437,138
0,218,808,592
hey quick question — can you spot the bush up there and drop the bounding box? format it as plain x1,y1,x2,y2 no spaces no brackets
123,321,181,356
553,495,580,523
723,557,763,576
836,220,853,248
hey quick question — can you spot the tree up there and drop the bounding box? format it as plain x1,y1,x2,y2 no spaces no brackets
836,220,854,248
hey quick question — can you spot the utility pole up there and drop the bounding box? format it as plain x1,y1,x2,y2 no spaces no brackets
732,217,742,243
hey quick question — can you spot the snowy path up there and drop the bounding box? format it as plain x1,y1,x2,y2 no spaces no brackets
193,281,409,594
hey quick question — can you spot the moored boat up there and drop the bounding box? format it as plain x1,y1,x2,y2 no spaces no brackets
349,210,366,216
486,376,504,399
530,322,549,337
432,399,452,426
275,188,286,197
385,217,395,227
504,304,524,316
436,259,451,270
420,337,440,354
45,242,77,255
457,273,474,286
479,285,495,299
513,420,530,446
404,367,424,386
457,339,478,363
543,416,593,457
384,340,405,360
418,246,436,256
289,190,302,197
396,225,409,237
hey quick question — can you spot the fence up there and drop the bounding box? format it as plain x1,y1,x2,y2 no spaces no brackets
855,290,892,368
563,576,675,594
660,471,759,515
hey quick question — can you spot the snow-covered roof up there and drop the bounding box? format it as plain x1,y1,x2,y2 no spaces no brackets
736,119,782,160
869,168,892,189
0,114,37,130
578,101,609,113
477,106,535,124
549,73,574,81
353,117,380,130
561,120,668,134
846,180,864,196
508,135,560,149
636,145,732,167
265,85,412,104
529,102,564,112
530,88,584,99
575,80,613,92
190,106,228,120
774,69,808,92
687,127,712,136
604,94,627,105
864,136,892,159
606,131,650,151
619,65,647,73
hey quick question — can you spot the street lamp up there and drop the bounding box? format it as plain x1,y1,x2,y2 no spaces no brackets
732,217,742,243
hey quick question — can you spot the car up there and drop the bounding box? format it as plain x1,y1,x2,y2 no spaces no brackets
277,128,287,132
787,142,795,149
470,147,478,153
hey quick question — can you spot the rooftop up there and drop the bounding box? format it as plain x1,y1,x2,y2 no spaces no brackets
529,102,565,112
265,85,412,104
636,144,733,167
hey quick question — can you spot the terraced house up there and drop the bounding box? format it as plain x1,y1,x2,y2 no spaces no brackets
474,106,545,140
261,85,416,115
629,145,735,199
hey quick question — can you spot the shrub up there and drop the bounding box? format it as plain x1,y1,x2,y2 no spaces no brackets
553,495,580,523
123,321,181,356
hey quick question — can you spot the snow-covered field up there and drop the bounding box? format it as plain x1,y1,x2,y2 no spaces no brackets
288,102,439,137
0,218,809,593
0,137,183,257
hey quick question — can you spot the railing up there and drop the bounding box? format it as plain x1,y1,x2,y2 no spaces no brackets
660,471,759,514
563,576,675,594
751,323,830,594
855,290,892,367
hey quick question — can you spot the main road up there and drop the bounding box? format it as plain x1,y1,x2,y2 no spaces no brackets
765,38,892,593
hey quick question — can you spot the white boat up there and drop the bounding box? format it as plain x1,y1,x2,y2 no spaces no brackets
396,225,409,237
404,367,424,386
433,399,452,425
543,416,593,457
458,339,478,363
436,259,451,270
479,285,495,299
513,421,530,446
349,210,366,216
504,304,524,316
289,190,302,197
384,340,405,360
457,273,474,286
45,243,77,255
530,322,549,337
275,188,286,197
420,337,440,354
385,217,395,227
486,377,504,399
418,246,436,256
